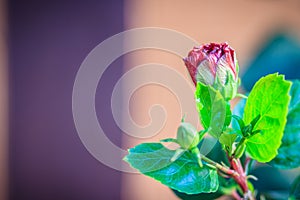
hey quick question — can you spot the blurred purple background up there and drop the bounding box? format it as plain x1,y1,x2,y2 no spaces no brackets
9,1,124,199
5,1,300,200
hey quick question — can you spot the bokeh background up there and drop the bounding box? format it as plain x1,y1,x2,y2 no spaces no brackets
0,0,299,200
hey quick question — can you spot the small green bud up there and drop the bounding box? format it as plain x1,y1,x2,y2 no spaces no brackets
191,147,203,168
234,143,246,158
176,122,199,150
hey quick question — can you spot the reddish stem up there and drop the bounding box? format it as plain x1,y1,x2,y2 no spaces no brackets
230,158,248,193
231,190,242,200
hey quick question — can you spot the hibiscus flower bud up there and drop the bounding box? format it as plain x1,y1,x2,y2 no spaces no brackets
176,122,199,150
184,42,239,100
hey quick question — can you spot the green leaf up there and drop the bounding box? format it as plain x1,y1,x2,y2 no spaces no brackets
270,80,300,169
160,138,178,143
173,188,223,200
219,130,237,155
225,102,232,127
173,175,230,200
172,139,236,200
219,132,237,148
289,175,300,200
124,143,219,194
195,82,227,138
243,73,291,162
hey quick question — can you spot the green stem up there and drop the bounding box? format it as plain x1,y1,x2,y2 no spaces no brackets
236,93,248,99
233,137,247,158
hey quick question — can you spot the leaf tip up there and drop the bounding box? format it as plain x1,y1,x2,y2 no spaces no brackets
123,155,129,162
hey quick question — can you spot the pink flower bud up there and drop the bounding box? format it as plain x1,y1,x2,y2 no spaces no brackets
184,42,238,86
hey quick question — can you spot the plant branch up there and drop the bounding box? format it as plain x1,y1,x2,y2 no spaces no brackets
200,146,254,199
200,154,239,177
232,189,242,200
229,158,255,200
